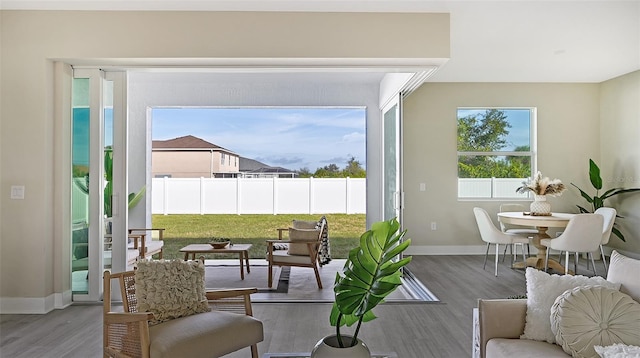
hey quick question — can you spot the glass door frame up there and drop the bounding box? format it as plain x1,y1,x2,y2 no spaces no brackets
381,93,403,227
72,69,128,302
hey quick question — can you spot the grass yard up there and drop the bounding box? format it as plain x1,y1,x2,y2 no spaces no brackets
152,214,366,260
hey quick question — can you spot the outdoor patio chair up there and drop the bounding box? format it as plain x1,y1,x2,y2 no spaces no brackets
103,260,263,358
267,217,328,289
128,228,165,261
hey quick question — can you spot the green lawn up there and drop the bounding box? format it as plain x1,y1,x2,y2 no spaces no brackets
152,214,366,260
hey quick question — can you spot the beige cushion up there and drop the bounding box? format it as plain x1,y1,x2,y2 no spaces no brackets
550,286,640,358
292,220,318,230
149,310,263,358
287,228,319,256
521,267,620,344
607,250,640,302
486,338,568,358
135,260,211,325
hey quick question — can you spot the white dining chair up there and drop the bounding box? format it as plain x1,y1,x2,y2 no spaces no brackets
541,213,604,275
499,203,537,260
594,207,616,271
473,207,530,276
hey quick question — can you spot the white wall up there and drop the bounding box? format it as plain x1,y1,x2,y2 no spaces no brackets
402,83,601,255
0,10,449,312
599,70,640,254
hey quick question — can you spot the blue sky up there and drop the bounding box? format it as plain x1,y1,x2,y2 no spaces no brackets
457,108,531,151
151,107,367,171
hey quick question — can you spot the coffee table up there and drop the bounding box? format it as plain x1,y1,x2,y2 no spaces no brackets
179,243,252,279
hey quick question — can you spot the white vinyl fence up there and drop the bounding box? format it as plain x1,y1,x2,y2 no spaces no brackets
151,177,366,215
458,178,530,199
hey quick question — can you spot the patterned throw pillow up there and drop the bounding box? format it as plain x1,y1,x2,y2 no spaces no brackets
135,259,211,325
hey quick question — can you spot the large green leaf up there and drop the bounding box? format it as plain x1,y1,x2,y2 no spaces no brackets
330,218,412,345
588,159,602,190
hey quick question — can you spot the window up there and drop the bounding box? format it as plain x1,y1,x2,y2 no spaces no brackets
221,152,225,165
457,108,535,199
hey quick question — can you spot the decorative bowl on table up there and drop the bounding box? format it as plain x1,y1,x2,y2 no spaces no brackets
209,238,230,249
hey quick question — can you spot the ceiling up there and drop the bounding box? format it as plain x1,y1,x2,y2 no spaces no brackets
2,0,639,83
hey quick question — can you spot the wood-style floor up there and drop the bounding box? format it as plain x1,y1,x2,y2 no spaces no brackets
0,255,605,358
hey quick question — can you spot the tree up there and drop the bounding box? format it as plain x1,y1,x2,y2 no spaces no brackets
297,167,312,178
297,157,367,178
457,109,530,179
342,157,366,178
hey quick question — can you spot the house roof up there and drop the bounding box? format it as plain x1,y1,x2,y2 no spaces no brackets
239,157,295,174
152,135,235,154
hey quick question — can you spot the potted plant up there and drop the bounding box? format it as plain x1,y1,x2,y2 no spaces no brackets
571,159,640,242
310,218,412,357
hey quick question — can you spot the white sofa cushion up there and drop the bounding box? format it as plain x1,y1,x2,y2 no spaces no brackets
521,267,620,344
551,286,640,358
607,250,640,302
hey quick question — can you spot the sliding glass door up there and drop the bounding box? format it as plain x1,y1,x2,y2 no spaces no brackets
382,94,402,224
71,69,127,301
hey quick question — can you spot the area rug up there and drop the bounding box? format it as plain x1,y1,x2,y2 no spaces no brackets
204,259,438,303
204,264,288,293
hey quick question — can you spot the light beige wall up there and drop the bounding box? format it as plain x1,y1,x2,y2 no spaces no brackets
0,10,449,312
599,70,640,254
152,151,214,178
402,83,602,254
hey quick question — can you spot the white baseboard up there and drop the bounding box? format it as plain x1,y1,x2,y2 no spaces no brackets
54,290,73,309
0,294,56,314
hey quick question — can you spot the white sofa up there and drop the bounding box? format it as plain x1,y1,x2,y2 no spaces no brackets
474,250,640,358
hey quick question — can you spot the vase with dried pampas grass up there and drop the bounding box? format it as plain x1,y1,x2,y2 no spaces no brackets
516,172,566,216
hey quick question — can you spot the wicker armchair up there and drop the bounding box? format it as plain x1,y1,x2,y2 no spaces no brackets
103,269,263,358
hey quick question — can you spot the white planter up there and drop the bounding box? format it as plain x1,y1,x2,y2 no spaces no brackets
530,195,551,216
310,335,371,358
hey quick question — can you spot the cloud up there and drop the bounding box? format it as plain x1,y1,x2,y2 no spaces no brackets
342,131,365,142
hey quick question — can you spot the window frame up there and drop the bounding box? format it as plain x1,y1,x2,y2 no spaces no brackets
456,107,537,200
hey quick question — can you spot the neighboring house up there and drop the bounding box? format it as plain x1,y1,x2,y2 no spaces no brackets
152,135,240,178
239,157,298,178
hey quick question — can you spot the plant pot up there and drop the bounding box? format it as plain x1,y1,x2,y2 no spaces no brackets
530,195,551,216
310,335,371,358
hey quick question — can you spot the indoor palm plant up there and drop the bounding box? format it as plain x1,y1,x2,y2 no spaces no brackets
571,159,640,242
310,217,411,357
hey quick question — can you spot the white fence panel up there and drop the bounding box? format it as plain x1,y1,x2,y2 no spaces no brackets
312,178,347,214
151,177,367,215
239,178,275,214
151,178,166,214
202,178,238,214
458,178,493,198
166,178,201,214
347,178,367,214
493,178,529,198
275,178,310,214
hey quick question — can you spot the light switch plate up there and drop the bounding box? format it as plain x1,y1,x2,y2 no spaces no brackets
11,185,25,199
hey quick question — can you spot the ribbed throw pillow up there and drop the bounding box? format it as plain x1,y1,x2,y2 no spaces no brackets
551,286,640,358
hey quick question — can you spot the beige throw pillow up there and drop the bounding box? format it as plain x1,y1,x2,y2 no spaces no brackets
292,220,318,230
135,259,211,325
551,286,640,358
287,228,319,256
607,250,640,302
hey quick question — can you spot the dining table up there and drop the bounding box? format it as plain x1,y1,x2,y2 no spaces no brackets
497,211,576,274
